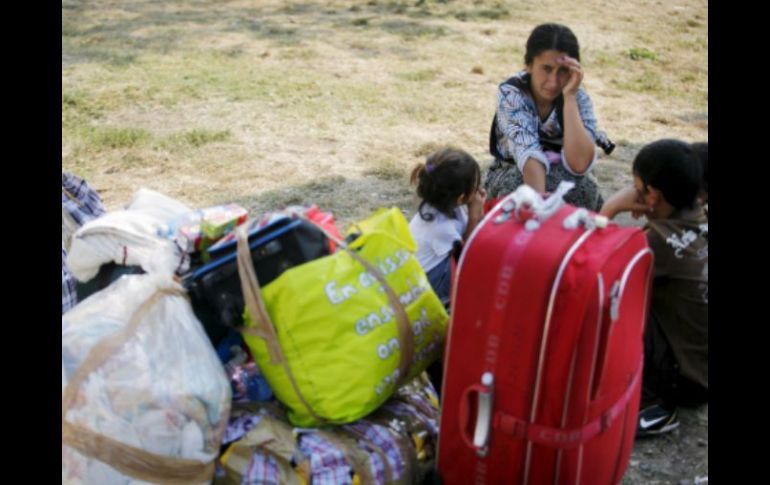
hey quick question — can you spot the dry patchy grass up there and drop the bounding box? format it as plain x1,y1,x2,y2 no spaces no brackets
63,0,707,227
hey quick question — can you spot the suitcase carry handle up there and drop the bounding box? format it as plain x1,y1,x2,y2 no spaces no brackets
493,182,575,228
458,372,494,457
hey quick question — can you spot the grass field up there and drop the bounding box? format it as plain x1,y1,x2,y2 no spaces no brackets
63,0,707,228
62,1,708,481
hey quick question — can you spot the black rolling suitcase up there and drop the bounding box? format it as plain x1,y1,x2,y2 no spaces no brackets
183,215,331,346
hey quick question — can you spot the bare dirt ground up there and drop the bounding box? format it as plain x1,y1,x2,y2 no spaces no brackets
62,1,707,482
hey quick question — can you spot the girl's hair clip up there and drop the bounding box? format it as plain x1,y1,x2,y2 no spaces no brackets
425,162,434,174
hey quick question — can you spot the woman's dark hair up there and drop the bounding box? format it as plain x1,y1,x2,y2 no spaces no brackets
516,24,581,140
524,23,580,65
633,139,703,211
411,148,481,221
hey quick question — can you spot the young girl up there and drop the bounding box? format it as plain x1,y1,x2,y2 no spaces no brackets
409,148,486,306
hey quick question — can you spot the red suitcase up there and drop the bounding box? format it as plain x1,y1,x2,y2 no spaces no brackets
437,185,654,484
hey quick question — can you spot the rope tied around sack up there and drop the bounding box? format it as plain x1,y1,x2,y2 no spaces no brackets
62,286,217,484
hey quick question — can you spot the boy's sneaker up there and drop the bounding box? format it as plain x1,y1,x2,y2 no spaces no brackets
636,404,679,437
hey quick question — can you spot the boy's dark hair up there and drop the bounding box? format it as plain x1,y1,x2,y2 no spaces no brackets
691,142,708,195
633,139,703,211
411,148,481,221
525,23,580,65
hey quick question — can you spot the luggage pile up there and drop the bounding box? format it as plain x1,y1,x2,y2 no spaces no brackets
216,375,439,485
62,177,653,485
62,183,448,484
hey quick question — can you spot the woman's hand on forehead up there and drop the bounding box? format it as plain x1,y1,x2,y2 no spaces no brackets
559,55,583,96
557,55,580,67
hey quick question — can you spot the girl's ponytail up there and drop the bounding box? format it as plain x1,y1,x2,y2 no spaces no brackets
410,163,426,185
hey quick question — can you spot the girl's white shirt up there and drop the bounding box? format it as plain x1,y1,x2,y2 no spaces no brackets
408,203,468,272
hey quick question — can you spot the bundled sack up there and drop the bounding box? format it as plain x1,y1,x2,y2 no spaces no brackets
62,273,232,484
216,375,440,485
240,207,449,427
68,189,193,302
68,189,192,282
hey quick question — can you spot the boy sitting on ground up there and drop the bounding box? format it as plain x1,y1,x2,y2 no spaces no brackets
600,139,707,437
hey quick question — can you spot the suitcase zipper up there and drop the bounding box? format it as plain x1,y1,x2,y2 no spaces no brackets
523,228,595,485
577,274,605,484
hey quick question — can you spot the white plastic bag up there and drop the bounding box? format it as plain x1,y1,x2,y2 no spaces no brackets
67,211,184,283
67,189,193,284
62,273,232,484
126,188,193,224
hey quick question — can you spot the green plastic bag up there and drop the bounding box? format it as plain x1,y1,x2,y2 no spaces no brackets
238,208,449,427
